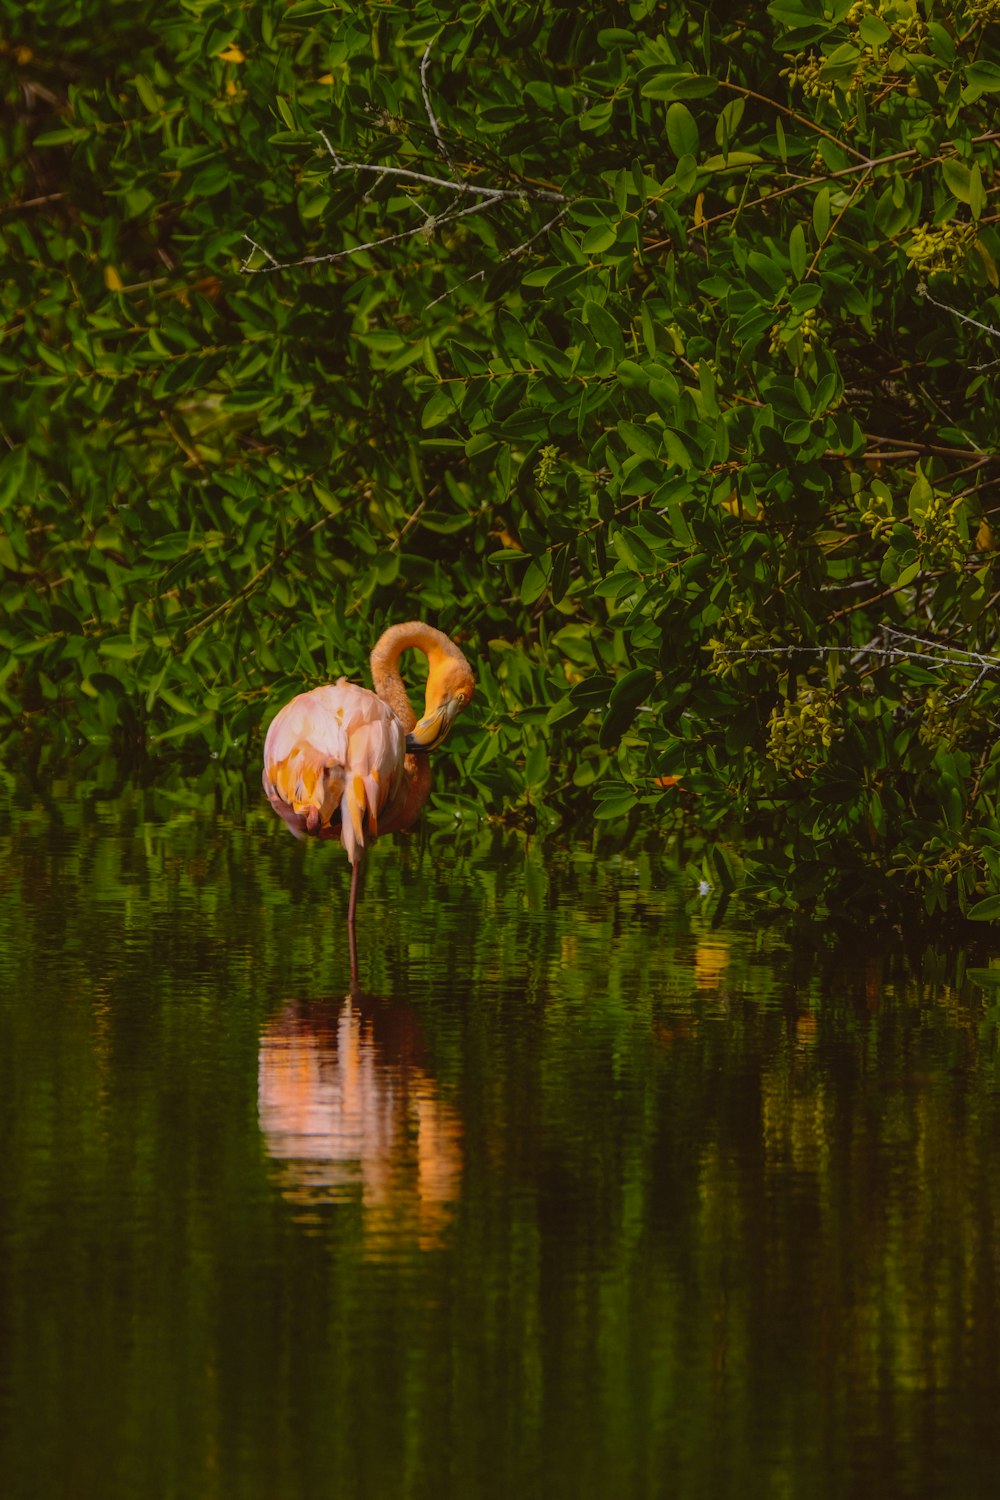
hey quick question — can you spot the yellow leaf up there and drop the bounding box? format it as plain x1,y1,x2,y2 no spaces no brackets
218,44,246,63
975,237,999,290
693,192,705,229
976,518,996,552
318,73,334,85
103,265,123,292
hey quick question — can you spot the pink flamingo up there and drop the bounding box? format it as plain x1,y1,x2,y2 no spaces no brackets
262,621,475,927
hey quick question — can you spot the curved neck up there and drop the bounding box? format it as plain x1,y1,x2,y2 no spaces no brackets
369,621,467,733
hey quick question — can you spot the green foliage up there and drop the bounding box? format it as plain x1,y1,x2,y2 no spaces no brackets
3,0,1000,916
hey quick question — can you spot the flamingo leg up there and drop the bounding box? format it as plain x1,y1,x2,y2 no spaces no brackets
347,858,361,929
347,914,360,993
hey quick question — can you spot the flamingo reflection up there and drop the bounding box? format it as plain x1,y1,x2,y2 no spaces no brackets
258,964,462,1250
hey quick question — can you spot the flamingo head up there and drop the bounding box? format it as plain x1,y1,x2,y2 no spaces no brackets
406,654,475,752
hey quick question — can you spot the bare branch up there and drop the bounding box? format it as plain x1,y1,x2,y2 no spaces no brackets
945,664,992,707
244,75,570,277
318,129,342,168
881,626,1000,668
0,191,66,217
319,145,566,203
420,37,452,169
242,195,499,273
390,496,429,551
714,631,1000,676
918,283,1000,342
240,234,281,270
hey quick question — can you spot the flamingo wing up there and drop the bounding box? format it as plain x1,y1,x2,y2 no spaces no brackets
262,681,407,862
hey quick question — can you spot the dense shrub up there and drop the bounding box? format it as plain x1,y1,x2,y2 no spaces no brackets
3,0,1000,916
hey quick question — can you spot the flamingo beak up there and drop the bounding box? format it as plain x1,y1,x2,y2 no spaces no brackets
406,695,465,752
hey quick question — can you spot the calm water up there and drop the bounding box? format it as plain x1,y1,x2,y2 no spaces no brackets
2,770,1000,1500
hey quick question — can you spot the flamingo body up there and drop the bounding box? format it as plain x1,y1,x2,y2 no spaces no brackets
262,681,407,863
262,621,475,926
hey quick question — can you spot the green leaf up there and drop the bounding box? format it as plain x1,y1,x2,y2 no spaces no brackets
599,666,656,747
789,223,807,281
593,788,639,820
942,158,972,205
812,186,831,243
857,14,891,46
964,60,1000,94
98,637,144,661
618,420,660,458
581,223,619,255
746,251,785,297
665,102,699,159
968,896,1000,922
151,713,216,743
641,72,717,100
421,388,458,429
616,358,648,389
134,73,161,113
585,301,624,356
519,555,551,605
33,128,84,147
715,98,745,151
569,673,615,708
711,844,736,891
524,739,549,785
821,271,868,317
926,22,956,64
701,151,762,172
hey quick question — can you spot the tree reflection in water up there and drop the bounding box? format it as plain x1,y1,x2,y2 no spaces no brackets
257,966,462,1251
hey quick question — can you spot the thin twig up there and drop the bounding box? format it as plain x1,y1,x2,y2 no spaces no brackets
715,640,1000,672
806,165,872,277
919,283,1000,342
0,191,66,216
390,497,428,551
882,625,996,659
828,577,936,620
859,433,999,462
425,204,570,308
717,79,871,164
945,664,992,707
420,37,452,168
241,234,281,270
160,410,204,469
242,196,499,273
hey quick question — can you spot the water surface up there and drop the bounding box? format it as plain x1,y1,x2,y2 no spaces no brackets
1,771,1000,1499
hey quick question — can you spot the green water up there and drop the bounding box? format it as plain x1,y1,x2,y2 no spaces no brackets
2,771,1000,1500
